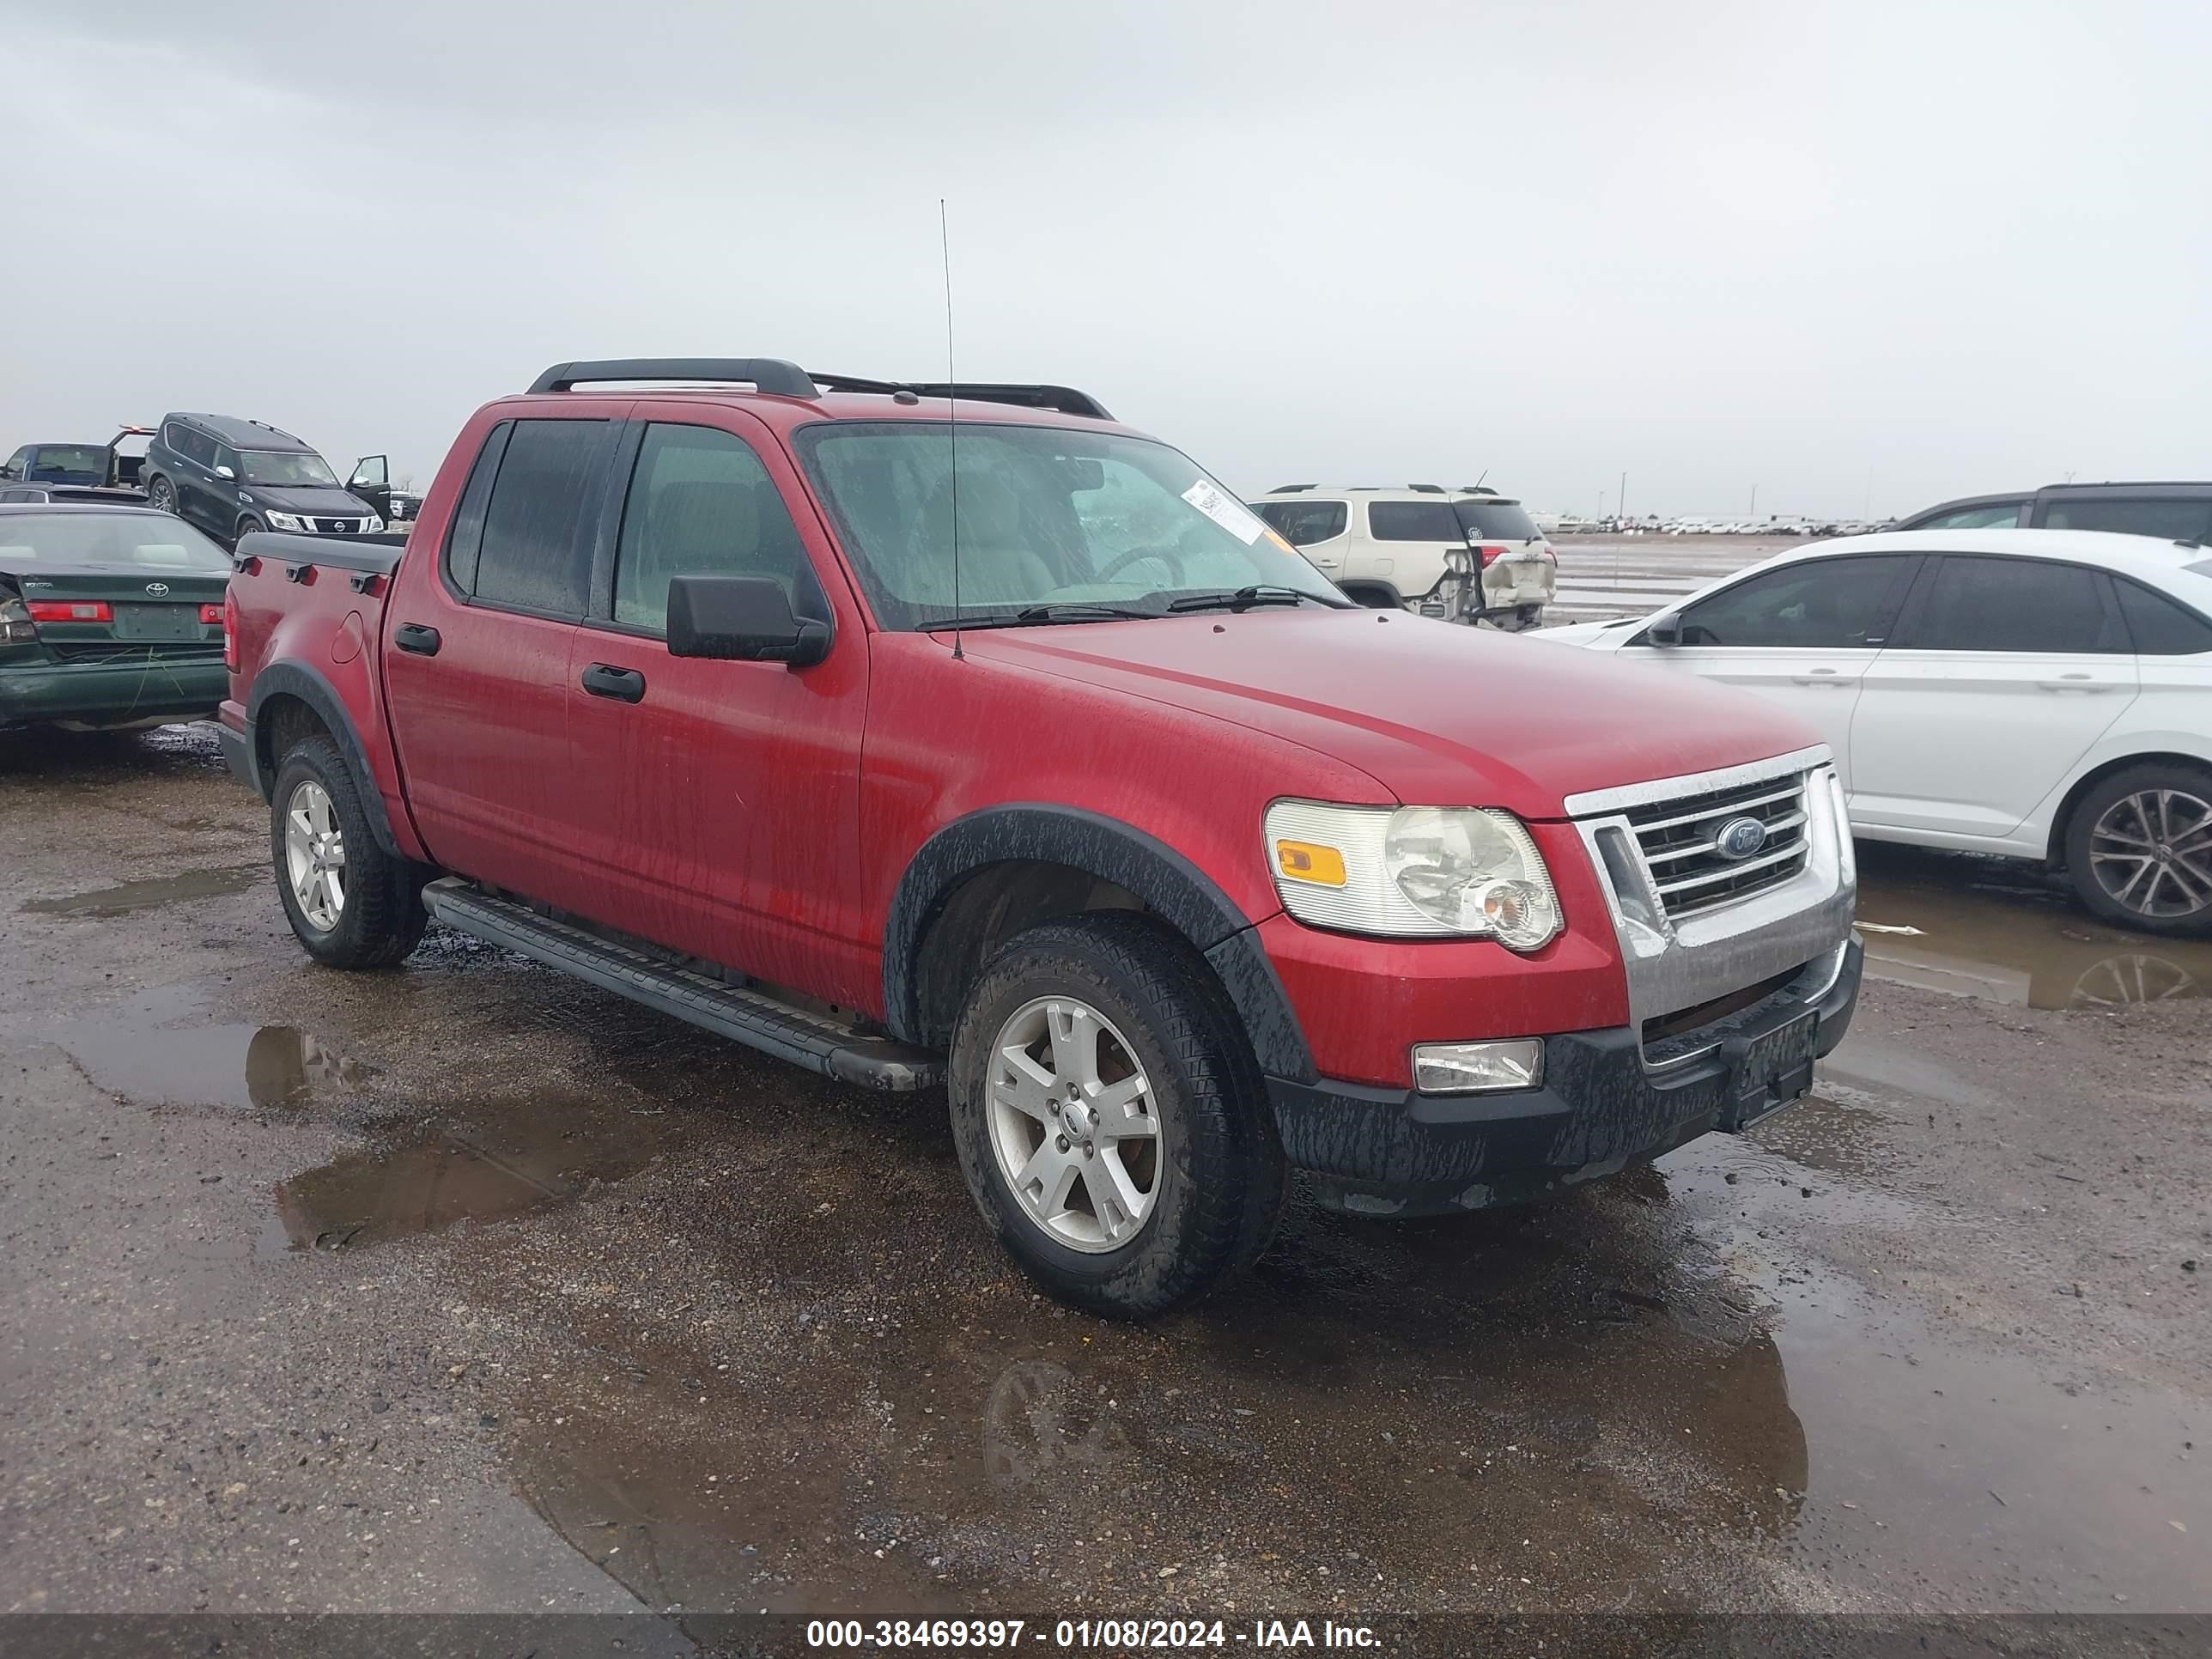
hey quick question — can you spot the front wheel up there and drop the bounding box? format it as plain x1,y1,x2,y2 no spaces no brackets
2064,763,2212,938
234,514,266,547
270,737,428,968
145,475,179,516
948,914,1285,1318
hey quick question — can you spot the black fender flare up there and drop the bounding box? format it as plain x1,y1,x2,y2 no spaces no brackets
883,803,1315,1084
244,661,404,858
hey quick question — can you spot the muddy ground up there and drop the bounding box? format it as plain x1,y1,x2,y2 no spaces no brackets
0,725,2205,1650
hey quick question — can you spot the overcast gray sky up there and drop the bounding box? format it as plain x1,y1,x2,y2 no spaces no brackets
5,0,2207,519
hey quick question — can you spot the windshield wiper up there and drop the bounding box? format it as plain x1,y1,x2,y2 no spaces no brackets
915,602,1160,631
1164,585,1332,613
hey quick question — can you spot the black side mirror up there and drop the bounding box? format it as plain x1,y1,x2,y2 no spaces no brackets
1644,612,1683,647
667,574,830,667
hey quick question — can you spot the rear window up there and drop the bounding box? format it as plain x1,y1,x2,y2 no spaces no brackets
465,419,609,615
2041,497,2212,540
1455,499,1540,541
2115,579,2212,655
24,447,106,486
0,512,230,571
1367,501,1464,542
1254,499,1348,546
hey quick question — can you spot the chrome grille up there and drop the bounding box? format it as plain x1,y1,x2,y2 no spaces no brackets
1621,771,1812,921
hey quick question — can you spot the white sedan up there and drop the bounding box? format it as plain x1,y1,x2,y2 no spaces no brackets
1534,529,2212,936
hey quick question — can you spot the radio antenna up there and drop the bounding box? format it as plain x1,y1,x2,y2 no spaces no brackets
940,198,963,661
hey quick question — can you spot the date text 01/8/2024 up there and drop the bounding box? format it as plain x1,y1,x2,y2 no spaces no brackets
803,1619,1381,1649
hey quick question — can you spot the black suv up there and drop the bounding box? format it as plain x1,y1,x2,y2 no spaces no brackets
1894,480,2212,541
143,415,386,548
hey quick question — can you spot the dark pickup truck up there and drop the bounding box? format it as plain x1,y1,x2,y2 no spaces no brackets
0,428,155,505
220,356,1860,1316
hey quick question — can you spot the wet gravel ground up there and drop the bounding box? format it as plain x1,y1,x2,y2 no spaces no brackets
0,725,2205,1647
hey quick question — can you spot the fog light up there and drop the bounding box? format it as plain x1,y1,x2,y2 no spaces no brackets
1413,1038,1545,1095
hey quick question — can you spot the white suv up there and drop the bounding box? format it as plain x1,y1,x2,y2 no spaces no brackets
1249,485,1558,630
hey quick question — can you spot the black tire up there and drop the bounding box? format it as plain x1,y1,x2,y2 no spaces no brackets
145,475,178,517
2063,761,2212,939
948,913,1286,1318
269,736,428,968
234,514,266,548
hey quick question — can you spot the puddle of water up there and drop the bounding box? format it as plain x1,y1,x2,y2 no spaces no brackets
58,1018,369,1112
1855,843,2212,1010
264,1094,690,1255
1662,1141,2208,1611
21,864,262,917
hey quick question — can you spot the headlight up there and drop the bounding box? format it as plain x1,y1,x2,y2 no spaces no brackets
264,510,306,532
1264,800,1562,950
362,514,385,533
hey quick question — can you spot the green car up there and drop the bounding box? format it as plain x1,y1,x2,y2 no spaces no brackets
1,505,231,734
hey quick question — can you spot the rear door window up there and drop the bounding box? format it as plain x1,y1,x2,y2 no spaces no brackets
1367,501,1464,542
1454,499,1540,541
611,423,812,631
1673,555,1919,648
1254,499,1348,546
1895,556,2128,653
2114,580,2212,655
2039,497,2212,541
464,419,610,616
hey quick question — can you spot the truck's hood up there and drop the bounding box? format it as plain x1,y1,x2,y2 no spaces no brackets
960,608,1822,818
238,484,376,518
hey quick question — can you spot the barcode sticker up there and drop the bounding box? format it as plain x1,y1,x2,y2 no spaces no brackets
1181,479,1266,545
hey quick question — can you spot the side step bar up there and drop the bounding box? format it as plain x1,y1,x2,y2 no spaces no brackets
421,878,943,1091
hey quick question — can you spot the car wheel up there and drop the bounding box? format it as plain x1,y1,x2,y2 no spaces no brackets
234,514,267,546
2064,763,2212,939
270,736,428,968
948,913,1285,1318
145,475,178,516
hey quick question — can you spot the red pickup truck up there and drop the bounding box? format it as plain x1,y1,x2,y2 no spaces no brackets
220,358,1860,1316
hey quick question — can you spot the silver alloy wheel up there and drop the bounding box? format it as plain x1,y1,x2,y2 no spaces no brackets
283,779,348,933
2088,787,2212,921
985,995,1161,1254
148,477,175,514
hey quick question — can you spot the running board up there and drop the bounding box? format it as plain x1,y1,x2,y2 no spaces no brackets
421,878,943,1091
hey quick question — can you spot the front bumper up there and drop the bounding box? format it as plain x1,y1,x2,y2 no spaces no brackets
1267,937,1861,1216
0,656,228,730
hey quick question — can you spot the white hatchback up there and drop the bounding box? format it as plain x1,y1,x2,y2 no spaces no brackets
1534,529,2212,936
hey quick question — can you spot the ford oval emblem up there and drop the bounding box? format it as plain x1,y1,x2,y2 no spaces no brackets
144,581,171,597
1716,816,1769,860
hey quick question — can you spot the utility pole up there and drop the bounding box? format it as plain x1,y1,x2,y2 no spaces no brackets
1749,483,1759,522
1619,471,1626,525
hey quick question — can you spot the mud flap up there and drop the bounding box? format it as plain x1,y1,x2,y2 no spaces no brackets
1717,1007,1820,1133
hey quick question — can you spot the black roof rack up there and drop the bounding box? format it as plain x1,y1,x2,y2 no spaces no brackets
1407,483,1447,494
527,360,1113,419
810,374,1112,420
529,358,820,398
1267,483,1315,493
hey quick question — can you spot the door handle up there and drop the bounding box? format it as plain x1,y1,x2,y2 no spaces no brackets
580,662,647,703
1790,668,1848,685
2036,675,2112,693
393,623,441,656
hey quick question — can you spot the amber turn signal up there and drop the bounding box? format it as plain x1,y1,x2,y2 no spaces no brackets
1273,839,1347,887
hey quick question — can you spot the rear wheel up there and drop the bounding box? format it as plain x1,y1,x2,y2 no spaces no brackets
2064,763,2212,938
270,736,428,968
948,914,1285,1318
145,475,178,516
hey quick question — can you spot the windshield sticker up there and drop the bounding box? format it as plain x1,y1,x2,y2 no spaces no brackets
1181,479,1266,545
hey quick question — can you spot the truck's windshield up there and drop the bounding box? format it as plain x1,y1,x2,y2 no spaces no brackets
239,450,340,488
796,423,1345,629
0,512,231,570
26,447,107,486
